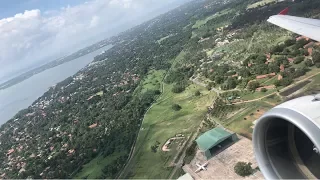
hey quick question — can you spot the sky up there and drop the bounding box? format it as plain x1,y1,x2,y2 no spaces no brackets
0,0,189,82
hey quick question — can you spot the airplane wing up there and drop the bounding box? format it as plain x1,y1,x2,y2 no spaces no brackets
195,167,202,173
267,15,320,42
203,162,209,166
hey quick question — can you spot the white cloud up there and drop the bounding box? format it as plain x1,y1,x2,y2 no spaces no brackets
0,0,188,80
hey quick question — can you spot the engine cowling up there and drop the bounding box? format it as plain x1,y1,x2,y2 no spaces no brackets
253,95,320,179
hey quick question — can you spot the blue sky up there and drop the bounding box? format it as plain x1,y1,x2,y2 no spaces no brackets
0,0,88,18
0,0,189,82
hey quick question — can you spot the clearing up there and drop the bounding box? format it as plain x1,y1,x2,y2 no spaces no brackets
122,83,216,179
247,0,276,10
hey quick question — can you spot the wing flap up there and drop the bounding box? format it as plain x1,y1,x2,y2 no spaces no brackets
268,15,320,42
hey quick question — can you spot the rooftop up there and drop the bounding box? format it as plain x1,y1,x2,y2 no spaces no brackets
196,127,233,151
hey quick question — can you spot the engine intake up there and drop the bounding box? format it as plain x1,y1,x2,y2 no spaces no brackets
253,95,320,179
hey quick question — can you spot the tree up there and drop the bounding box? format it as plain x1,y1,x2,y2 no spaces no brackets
247,81,259,91
215,76,224,84
316,63,320,68
295,39,308,49
261,88,267,92
268,63,280,73
172,104,182,111
239,67,251,78
195,90,201,96
312,50,320,63
304,59,314,67
234,162,253,177
284,39,296,46
281,77,293,86
293,56,304,64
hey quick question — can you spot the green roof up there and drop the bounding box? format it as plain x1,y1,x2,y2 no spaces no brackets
196,127,233,151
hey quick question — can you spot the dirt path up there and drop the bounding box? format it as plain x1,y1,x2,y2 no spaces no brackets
232,71,320,105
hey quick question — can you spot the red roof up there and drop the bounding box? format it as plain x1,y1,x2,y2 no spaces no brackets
89,123,98,129
280,64,285,72
308,48,313,56
304,42,314,49
256,85,276,91
7,149,15,155
256,73,276,79
287,58,294,63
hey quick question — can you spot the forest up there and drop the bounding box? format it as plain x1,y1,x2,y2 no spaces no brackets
1,0,320,179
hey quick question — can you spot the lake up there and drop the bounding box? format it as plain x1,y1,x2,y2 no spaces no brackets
0,46,111,125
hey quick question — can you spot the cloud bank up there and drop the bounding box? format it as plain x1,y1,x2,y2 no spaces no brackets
0,0,187,81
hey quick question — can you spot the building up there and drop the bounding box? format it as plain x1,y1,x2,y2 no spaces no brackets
256,73,276,79
196,127,238,160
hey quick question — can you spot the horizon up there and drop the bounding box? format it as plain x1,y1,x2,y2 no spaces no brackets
0,0,190,82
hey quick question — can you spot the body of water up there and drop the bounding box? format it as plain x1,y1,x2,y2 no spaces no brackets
0,46,111,125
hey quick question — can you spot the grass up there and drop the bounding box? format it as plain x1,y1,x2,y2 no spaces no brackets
240,89,277,101
290,72,320,96
124,83,216,179
247,0,276,10
141,70,166,93
262,94,282,105
225,102,272,139
74,152,125,179
157,34,175,44
192,9,233,29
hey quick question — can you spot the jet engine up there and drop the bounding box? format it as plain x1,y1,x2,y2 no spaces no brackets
253,95,320,179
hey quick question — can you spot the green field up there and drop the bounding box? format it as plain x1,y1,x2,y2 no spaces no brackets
123,83,216,179
225,102,272,139
141,70,166,93
192,9,233,29
74,152,125,179
247,0,276,9
240,89,277,101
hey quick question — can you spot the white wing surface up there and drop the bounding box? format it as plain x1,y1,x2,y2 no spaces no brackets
268,15,320,42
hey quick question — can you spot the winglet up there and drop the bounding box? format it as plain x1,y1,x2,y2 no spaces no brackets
278,7,289,15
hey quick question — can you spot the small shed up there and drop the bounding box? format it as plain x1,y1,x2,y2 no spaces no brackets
196,127,237,159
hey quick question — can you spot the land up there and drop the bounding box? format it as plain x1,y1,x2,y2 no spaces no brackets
1,0,320,179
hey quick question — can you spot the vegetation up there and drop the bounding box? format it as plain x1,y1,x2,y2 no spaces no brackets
172,104,182,111
2,0,320,178
234,162,254,177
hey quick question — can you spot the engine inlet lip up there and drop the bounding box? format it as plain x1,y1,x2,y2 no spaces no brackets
253,107,320,179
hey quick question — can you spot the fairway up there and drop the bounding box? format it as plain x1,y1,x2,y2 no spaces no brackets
74,152,125,179
141,69,166,93
123,83,216,179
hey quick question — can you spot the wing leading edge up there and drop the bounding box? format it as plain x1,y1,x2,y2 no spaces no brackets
268,15,320,42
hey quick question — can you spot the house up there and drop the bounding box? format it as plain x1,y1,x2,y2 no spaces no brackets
266,53,271,60
287,58,294,63
89,123,98,129
231,74,238,77
280,64,285,72
304,42,314,49
308,48,313,56
256,85,276,91
296,36,309,41
278,74,283,80
256,73,276,79
248,63,252,67
7,149,15,156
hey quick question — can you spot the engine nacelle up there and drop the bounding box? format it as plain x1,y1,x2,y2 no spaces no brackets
253,95,320,179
